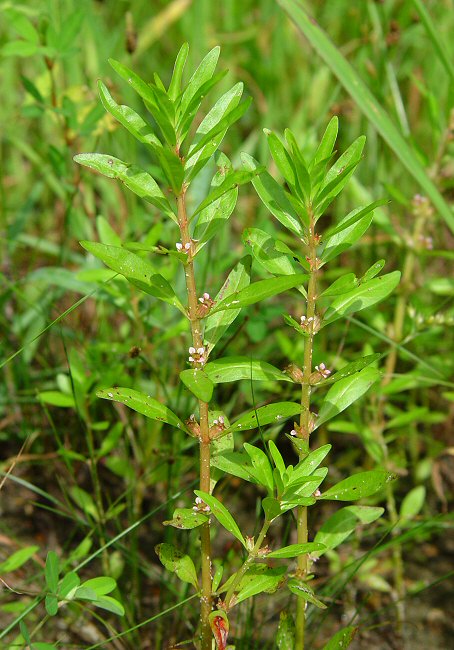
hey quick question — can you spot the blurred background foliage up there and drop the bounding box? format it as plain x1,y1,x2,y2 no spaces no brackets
0,0,453,648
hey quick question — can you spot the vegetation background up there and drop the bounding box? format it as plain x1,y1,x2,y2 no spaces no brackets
0,0,453,648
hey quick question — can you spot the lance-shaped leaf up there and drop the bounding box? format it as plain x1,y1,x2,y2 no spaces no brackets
277,611,296,650
314,505,384,553
192,169,258,220
284,128,312,205
324,200,387,239
242,153,304,236
108,59,176,146
236,570,285,604
267,542,326,558
322,354,382,386
163,508,209,530
243,228,297,277
320,470,397,501
194,490,245,546
155,543,198,589
204,256,251,353
204,357,291,383
361,259,386,282
179,368,214,402
322,626,358,650
323,271,401,325
313,136,365,217
168,42,189,100
228,401,303,433
193,165,238,250
80,241,185,313
320,273,358,298
285,444,332,483
185,87,251,182
178,46,220,124
287,579,327,609
98,81,161,148
209,273,307,314
321,205,374,264
311,116,338,171
97,387,187,431
315,366,380,429
74,154,175,221
243,443,274,494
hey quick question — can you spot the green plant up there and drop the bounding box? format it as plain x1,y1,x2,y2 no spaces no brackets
70,43,403,648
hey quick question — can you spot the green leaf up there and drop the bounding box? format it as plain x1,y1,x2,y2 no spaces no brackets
0,546,39,573
168,42,189,101
193,180,238,249
210,274,307,314
314,137,365,216
316,366,380,428
311,116,338,170
236,571,285,604
320,470,396,501
97,81,160,147
204,256,251,353
243,228,297,277
400,486,426,519
229,401,303,433
97,387,187,431
242,153,304,236
314,505,384,553
322,354,382,386
163,507,209,530
194,490,245,546
45,551,59,593
268,440,286,476
192,169,257,219
324,200,387,239
45,593,59,617
265,130,298,189
321,205,374,264
323,272,401,325
108,59,176,146
279,0,454,233
287,579,327,608
155,543,198,589
178,46,220,122
361,259,386,282
74,153,174,220
80,241,185,313
262,496,282,522
92,595,125,616
322,626,358,650
58,572,80,599
212,451,254,483
268,542,326,558
186,92,251,182
286,445,332,483
32,644,59,650
80,577,116,596
1,40,39,57
320,274,358,298
179,368,214,402
38,391,75,408
69,486,98,519
243,443,274,494
204,357,291,383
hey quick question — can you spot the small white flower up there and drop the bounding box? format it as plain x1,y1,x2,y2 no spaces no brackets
197,347,205,355
188,356,194,362
315,363,331,378
218,416,224,425
290,429,297,436
176,242,183,251
184,242,191,251
213,419,218,425
189,347,196,354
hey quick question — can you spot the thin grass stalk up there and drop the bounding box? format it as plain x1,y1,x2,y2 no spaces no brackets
295,208,318,648
176,190,212,650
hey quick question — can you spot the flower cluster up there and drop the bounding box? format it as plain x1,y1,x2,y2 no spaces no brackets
176,241,191,252
315,363,331,378
300,314,321,334
196,292,215,317
193,496,211,514
188,346,206,365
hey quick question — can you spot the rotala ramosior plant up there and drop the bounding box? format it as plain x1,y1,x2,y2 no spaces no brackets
75,46,401,650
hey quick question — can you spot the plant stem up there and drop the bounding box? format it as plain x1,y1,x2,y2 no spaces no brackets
296,210,318,649
224,520,271,610
176,190,212,650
